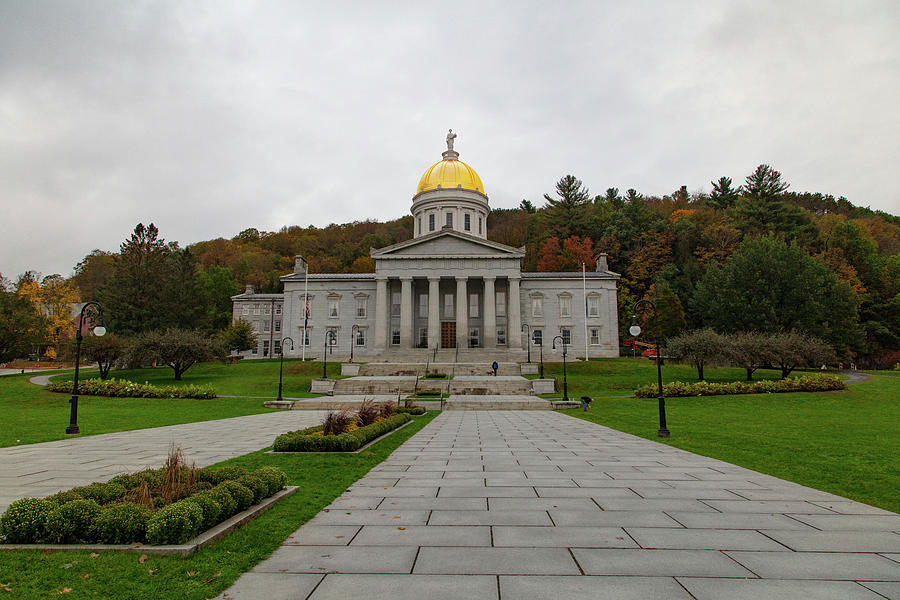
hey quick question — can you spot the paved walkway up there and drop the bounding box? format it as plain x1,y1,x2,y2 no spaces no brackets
0,411,326,513
221,411,900,600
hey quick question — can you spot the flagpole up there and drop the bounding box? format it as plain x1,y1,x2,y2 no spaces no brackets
301,270,308,362
583,262,589,362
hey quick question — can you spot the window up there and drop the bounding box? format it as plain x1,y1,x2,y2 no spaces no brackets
446,212,453,227
533,329,543,346
464,213,471,231
391,328,400,345
356,297,367,318
242,306,249,315
478,217,482,235
355,328,366,346
254,320,261,331
497,327,506,345
469,293,479,318
275,320,281,332
253,306,260,316
495,291,506,317
531,296,543,318
590,328,600,345
418,327,428,348
263,340,270,357
302,329,310,346
263,320,271,333
469,328,479,348
274,340,281,354
391,292,401,317
559,295,572,318
443,293,455,318
417,216,421,235
251,345,258,355
328,298,339,318
587,295,600,317
561,328,571,345
265,305,271,316
275,305,282,315
429,213,435,231
418,294,428,318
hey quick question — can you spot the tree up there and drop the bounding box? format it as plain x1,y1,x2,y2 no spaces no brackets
129,328,222,380
81,334,127,380
722,331,771,381
664,329,724,380
767,331,837,378
161,247,203,330
707,176,739,209
741,164,789,202
519,199,536,213
71,250,116,300
692,236,858,351
217,320,257,354
537,236,596,272
197,266,240,331
16,273,80,350
0,289,47,362
542,175,591,237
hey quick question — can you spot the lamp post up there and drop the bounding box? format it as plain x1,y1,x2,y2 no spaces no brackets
551,334,568,402
67,302,106,435
630,299,670,438
349,324,359,363
535,333,544,379
521,324,531,363
277,337,294,401
323,330,336,379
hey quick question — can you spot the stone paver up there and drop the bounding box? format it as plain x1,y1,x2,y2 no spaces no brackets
0,411,326,512
217,410,900,599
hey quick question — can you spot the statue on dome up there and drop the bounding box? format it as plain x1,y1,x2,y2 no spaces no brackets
446,129,457,152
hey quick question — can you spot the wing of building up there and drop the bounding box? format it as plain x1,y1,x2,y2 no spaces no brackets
231,137,620,359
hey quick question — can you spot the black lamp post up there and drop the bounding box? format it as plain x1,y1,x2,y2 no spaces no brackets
349,324,359,363
67,302,106,435
322,330,336,379
551,334,568,402
630,299,670,438
521,324,531,363
277,337,294,401
535,333,544,379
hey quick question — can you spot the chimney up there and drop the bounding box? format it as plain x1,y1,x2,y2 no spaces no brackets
596,253,609,272
294,255,308,275
245,284,254,295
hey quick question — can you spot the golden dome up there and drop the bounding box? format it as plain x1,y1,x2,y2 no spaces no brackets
417,158,485,195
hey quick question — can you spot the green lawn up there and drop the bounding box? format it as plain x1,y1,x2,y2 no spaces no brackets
0,412,437,599
1,359,341,448
548,358,900,513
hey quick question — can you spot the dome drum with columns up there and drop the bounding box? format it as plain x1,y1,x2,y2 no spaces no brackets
232,132,620,359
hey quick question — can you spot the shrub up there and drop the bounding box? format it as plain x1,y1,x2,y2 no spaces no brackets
146,499,203,545
273,413,411,452
107,473,142,490
94,502,151,544
395,406,425,415
236,474,267,505
378,401,396,418
44,499,101,544
356,400,379,426
197,466,247,486
252,467,287,497
221,481,254,512
635,375,845,398
0,498,54,543
72,482,126,505
322,409,355,435
206,484,237,519
187,492,222,531
45,490,82,506
45,377,216,399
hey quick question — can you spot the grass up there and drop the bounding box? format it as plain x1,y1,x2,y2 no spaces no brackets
550,358,900,513
0,411,437,599
0,359,341,448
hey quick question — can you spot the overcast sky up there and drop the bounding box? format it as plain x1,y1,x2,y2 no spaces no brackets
2,0,899,281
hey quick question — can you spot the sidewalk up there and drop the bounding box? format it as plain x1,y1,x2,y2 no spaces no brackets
221,410,900,600
0,411,326,513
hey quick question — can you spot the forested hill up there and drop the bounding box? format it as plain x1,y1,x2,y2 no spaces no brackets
11,164,900,367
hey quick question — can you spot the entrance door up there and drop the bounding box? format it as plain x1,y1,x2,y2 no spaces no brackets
441,322,456,348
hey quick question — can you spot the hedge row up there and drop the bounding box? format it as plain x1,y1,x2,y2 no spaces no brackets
272,413,411,452
396,406,426,415
0,466,287,545
46,377,217,399
634,375,845,398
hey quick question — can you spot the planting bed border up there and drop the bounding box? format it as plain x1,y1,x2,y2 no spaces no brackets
266,420,412,454
0,486,297,557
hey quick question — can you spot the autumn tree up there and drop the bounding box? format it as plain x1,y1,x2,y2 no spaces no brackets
16,273,80,351
537,236,596,272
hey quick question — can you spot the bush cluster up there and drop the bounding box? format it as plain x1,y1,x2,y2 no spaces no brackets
634,375,845,398
395,406,426,415
0,465,287,546
45,377,216,399
272,412,411,452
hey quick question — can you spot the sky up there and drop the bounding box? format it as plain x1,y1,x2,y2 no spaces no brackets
2,0,899,281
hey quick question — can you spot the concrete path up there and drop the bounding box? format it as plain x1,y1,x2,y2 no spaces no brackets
221,411,900,600
0,411,326,513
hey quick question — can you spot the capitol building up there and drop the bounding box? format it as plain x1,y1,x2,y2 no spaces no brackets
232,134,620,360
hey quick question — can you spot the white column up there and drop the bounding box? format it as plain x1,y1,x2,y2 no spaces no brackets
374,276,388,350
399,276,413,348
507,276,522,349
455,276,468,349
483,276,496,348
428,277,440,349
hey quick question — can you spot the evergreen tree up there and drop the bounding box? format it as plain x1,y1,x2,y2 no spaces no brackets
707,176,739,209
542,175,591,237
741,164,790,202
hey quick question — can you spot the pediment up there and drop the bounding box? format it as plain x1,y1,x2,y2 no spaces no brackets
371,230,524,259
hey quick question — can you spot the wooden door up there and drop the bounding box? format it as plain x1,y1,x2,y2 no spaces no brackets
440,322,456,348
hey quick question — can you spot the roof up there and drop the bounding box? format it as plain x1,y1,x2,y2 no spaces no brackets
522,270,620,280
371,228,525,259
